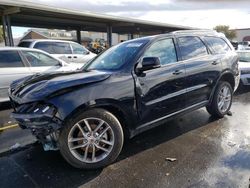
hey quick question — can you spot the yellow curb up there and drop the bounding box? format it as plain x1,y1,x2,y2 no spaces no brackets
0,124,18,131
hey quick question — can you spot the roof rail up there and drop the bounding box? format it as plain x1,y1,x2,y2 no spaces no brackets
171,29,218,35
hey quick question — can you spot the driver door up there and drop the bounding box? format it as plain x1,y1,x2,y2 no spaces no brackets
135,38,187,124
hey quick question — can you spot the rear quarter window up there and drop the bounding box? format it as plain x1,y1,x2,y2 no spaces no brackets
18,41,32,48
204,37,231,53
177,36,208,60
34,41,72,54
0,51,24,68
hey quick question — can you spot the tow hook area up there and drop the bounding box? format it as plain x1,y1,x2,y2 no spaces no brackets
35,131,60,151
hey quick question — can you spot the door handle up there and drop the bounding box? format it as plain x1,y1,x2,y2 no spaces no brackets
172,70,183,75
67,56,72,58
212,61,219,65
73,56,77,58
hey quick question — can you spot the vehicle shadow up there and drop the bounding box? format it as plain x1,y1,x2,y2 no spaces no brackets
119,109,216,160
5,108,218,188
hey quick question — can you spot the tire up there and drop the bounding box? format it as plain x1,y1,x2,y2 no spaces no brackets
58,108,124,169
206,81,233,118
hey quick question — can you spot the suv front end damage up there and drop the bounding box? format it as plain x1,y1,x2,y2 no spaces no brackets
11,101,62,150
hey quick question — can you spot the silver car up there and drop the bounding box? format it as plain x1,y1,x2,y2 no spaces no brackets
0,47,79,103
18,39,96,64
237,50,250,85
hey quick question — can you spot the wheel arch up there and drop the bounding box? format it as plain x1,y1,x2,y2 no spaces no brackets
62,100,132,139
209,71,235,104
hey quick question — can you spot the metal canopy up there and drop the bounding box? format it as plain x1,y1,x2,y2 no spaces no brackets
0,0,194,33
0,0,196,46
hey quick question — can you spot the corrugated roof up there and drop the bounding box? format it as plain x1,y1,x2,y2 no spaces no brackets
0,0,196,34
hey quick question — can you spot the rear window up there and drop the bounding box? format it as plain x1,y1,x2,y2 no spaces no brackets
204,37,231,53
0,51,24,68
34,41,72,54
18,41,32,48
177,36,208,60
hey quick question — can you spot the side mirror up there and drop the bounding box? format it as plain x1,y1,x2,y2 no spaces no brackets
137,57,161,73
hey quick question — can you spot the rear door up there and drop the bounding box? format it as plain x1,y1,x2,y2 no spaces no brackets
177,36,222,106
33,41,72,63
20,50,62,74
0,50,32,102
135,38,186,124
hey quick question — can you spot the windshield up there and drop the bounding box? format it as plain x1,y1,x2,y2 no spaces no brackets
237,52,250,62
83,40,148,71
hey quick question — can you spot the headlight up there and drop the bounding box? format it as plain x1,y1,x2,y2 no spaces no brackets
17,103,57,116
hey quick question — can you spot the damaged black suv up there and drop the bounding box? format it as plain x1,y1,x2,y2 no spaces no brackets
9,30,240,169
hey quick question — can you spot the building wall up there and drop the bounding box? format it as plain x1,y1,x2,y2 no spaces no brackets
233,29,250,42
20,29,131,46
22,31,48,40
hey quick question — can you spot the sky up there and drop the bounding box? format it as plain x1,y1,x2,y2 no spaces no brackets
12,0,250,38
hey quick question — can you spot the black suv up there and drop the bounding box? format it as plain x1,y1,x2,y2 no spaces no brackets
9,30,240,169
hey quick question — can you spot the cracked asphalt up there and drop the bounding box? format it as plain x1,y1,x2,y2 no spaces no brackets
0,87,250,188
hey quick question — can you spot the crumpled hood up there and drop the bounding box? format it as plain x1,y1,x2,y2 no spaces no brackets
10,70,111,103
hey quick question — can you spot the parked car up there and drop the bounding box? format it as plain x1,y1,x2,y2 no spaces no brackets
18,39,96,64
9,30,240,169
238,41,250,50
0,47,79,103
237,50,250,85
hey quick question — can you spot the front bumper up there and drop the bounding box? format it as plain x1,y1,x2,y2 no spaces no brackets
9,100,62,137
11,112,61,132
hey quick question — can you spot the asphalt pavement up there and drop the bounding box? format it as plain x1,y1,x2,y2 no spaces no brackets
0,87,250,188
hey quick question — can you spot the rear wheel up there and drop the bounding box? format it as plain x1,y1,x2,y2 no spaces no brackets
58,108,124,169
206,81,233,118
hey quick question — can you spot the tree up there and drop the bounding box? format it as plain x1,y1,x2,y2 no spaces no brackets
213,25,236,40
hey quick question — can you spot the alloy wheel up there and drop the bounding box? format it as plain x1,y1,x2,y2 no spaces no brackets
217,85,232,114
67,118,114,163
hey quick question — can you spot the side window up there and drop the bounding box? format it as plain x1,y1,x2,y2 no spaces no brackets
204,37,231,53
143,38,177,65
53,42,72,54
34,42,52,53
71,43,88,54
34,42,72,54
177,36,208,60
22,51,61,67
0,51,24,68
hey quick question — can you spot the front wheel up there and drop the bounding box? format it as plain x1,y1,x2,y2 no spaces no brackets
206,81,233,118
58,108,124,169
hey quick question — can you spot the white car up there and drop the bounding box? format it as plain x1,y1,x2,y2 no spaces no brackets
238,41,250,50
0,47,81,103
18,39,96,64
237,50,250,85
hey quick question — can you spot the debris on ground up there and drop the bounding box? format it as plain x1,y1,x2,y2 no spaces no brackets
165,157,177,162
166,173,170,176
227,141,236,147
10,143,21,150
227,111,233,116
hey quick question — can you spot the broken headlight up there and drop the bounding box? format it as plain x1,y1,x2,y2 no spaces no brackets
17,102,57,116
